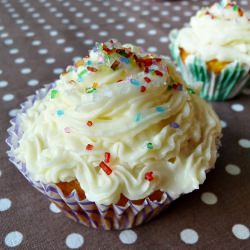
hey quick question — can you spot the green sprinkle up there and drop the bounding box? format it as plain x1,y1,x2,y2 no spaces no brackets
79,69,88,76
51,89,58,99
233,5,238,11
147,142,153,149
187,88,195,94
168,85,172,90
86,87,96,93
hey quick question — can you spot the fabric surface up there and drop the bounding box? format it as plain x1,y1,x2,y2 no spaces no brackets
0,0,250,249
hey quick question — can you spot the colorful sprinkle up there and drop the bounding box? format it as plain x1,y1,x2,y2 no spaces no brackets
86,87,96,93
86,60,92,66
64,127,71,133
135,112,142,122
130,78,140,87
92,82,99,88
99,161,112,175
187,87,195,94
75,60,84,67
87,121,93,127
69,80,76,85
87,66,98,72
111,60,120,70
170,122,180,129
154,70,163,77
233,5,238,11
86,144,94,150
104,152,111,163
120,57,130,64
50,89,58,99
145,171,154,181
79,69,88,76
56,109,64,116
140,86,146,92
147,142,153,149
156,106,166,113
144,77,151,83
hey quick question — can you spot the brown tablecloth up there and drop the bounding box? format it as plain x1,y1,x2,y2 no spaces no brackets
1,0,250,249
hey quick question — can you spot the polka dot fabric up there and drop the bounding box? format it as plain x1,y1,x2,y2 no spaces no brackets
0,0,250,249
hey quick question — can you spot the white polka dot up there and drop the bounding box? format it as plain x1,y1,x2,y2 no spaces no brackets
64,47,74,53
231,104,244,112
225,164,241,175
161,10,169,16
45,58,56,64
0,69,2,75
15,58,25,64
20,25,29,31
26,32,35,37
180,229,199,244
82,18,91,24
4,231,23,247
238,139,250,149
37,18,45,24
21,68,32,74
125,31,134,37
137,23,146,29
232,224,250,240
9,109,19,117
68,25,78,30
53,68,63,74
75,32,85,38
171,16,181,22
38,48,48,55
151,17,160,22
55,12,63,18
84,39,93,45
0,169,2,177
118,12,127,17
184,11,193,17
136,38,145,45
49,30,58,36
65,233,84,249
148,29,157,36
0,198,11,211
152,6,159,11
16,19,24,24
220,120,227,128
32,40,41,46
56,38,65,44
201,192,218,205
162,23,171,28
49,203,61,213
106,18,115,23
173,5,182,11
4,38,13,45
119,230,137,244
127,17,136,23
0,80,8,88
132,5,140,11
2,94,15,101
90,24,99,30
75,12,83,17
1,32,8,38
110,6,118,11
115,24,124,30
62,19,70,24
27,79,39,86
148,47,157,53
99,31,108,37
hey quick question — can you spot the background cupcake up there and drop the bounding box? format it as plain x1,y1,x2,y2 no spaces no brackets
169,0,250,101
7,40,221,230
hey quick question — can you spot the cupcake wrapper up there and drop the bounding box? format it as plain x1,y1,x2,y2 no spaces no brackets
169,29,250,101
6,84,172,230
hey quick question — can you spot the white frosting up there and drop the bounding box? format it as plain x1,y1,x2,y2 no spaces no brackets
16,40,221,205
176,1,250,64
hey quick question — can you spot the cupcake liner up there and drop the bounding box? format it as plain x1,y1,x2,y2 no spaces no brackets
169,29,250,101
6,84,173,230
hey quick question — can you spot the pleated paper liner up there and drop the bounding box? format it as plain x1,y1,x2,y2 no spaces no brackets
169,29,250,101
6,84,173,230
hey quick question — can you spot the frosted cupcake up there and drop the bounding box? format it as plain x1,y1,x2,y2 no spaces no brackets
169,0,250,101
7,40,221,230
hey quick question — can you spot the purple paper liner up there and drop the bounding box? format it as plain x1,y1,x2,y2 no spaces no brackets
6,83,174,230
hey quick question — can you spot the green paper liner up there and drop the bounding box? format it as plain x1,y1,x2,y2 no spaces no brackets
169,29,250,101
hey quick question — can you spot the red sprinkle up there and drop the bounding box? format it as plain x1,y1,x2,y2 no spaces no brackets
87,66,98,72
145,171,154,181
86,144,94,150
154,70,163,77
111,60,120,70
99,161,112,175
87,121,93,127
144,77,151,83
140,86,146,92
144,67,149,73
104,152,111,163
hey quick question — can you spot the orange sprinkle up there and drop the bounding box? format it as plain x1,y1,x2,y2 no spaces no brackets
87,121,93,127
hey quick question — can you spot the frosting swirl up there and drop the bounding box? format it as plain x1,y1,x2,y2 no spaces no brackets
175,0,250,64
16,40,221,205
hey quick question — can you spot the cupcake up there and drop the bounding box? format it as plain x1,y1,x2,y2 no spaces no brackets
7,40,221,230
169,0,250,101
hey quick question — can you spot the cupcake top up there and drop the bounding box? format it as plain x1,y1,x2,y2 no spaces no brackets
175,0,250,64
16,40,221,205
